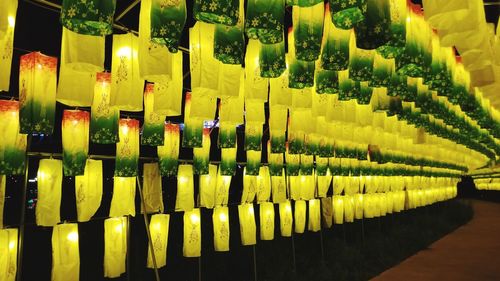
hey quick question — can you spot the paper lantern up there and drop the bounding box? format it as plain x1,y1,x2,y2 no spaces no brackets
51,223,79,281
183,208,201,257
221,146,237,176
245,123,263,152
215,168,232,206
268,107,288,154
238,203,256,245
328,0,366,29
317,168,332,198
142,83,165,146
354,0,391,50
142,163,164,214
285,143,300,176
294,200,306,234
343,195,354,222
214,0,245,64
354,193,364,219
371,53,395,87
377,0,406,59
245,40,269,101
256,166,271,202
293,2,324,61
158,123,180,176
149,0,186,52
36,159,62,227
176,165,195,212
194,0,239,25
147,214,170,269
271,169,287,203
56,58,95,107
308,199,321,232
60,0,115,35
0,0,17,35
288,29,315,89
315,67,339,94
90,73,119,144
60,27,104,72
246,150,261,176
0,228,18,281
115,119,139,177
260,38,286,78
268,147,284,177
213,206,230,252
75,159,103,222
18,52,57,134
242,168,257,204
110,33,144,112
349,46,374,82
321,197,333,228
152,52,183,116
62,110,89,176
279,201,293,237
338,70,357,100
190,22,220,98
300,154,314,176
332,196,344,224
194,128,211,175
182,93,204,148
200,164,218,208
0,176,4,229
260,202,275,240
0,100,26,175
321,5,352,71
110,177,136,218
245,0,285,44
104,217,127,278
0,1,16,92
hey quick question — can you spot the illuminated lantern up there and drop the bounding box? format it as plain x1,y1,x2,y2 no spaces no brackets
279,201,293,237
104,217,127,278
51,223,79,281
293,3,324,61
213,206,230,252
377,0,407,59
288,112,305,155
256,166,271,202
328,0,366,29
90,73,119,144
332,196,344,224
152,52,183,116
316,156,329,176
61,27,104,72
285,143,300,176
271,169,287,203
110,33,144,112
215,168,232,206
150,0,186,52
238,203,256,245
344,195,354,222
317,168,332,198
245,100,265,149
190,22,220,98
289,176,300,200
0,228,18,281
260,38,286,78
198,167,219,212
176,165,195,212
61,0,115,35
321,197,333,228
75,159,103,222
57,54,95,107
147,214,170,269
268,145,284,177
354,0,391,50
245,0,285,44
0,0,16,92
182,93,205,148
321,5,352,70
18,52,57,134
221,146,237,176
294,200,306,233
142,83,165,146
219,92,244,148
0,176,4,228
158,123,180,176
268,107,288,154
300,154,314,175
246,150,261,176
194,0,239,25
194,128,211,175
349,45,374,82
288,29,315,88
214,0,245,64
371,53,395,87
0,0,17,34
115,119,140,177
110,177,136,218
183,209,201,257
356,81,373,104
61,110,89,176
36,159,63,227
315,66,339,94
245,40,269,101
142,163,164,214
242,168,257,203
0,101,26,175
308,199,321,232
354,193,364,219
338,70,357,100
260,202,275,240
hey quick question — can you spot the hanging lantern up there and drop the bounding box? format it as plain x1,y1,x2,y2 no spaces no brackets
0,176,4,228
242,168,257,203
260,38,286,78
279,201,293,237
288,111,306,154
356,81,373,104
215,168,232,206
245,0,285,44
308,199,321,232
349,45,374,82
300,154,314,176
0,0,16,92
194,128,211,175
344,195,354,222
56,60,95,107
328,0,366,29
294,200,306,234
190,22,220,98
321,197,333,228
104,217,127,278
338,70,357,100
142,83,165,146
246,150,261,176
75,159,103,222
285,143,300,176
36,159,63,227
377,0,407,59
110,177,136,218
142,163,164,214
51,223,79,281
317,168,332,198
214,0,245,64
158,123,180,176
354,0,391,50
260,202,275,240
293,3,324,61
0,100,26,175
115,119,139,177
271,169,287,203
90,73,119,144
213,206,230,252
0,0,17,35
183,208,201,257
182,93,204,148
321,5,352,71
256,166,271,203
288,29,315,89
219,90,244,148
152,52,183,116
194,0,239,25
245,40,269,101
110,33,144,112
268,145,284,177
149,0,186,52
268,107,288,154
62,110,89,176
316,156,329,176
238,203,256,246
218,65,243,99
315,66,339,94
371,53,395,87
176,165,195,212
0,228,18,281
60,0,115,35
147,214,170,269
221,146,237,176
61,27,105,72
199,164,218,209
18,52,57,135
332,196,344,224
245,123,263,152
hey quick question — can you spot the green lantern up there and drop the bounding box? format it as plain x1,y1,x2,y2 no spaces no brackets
377,0,407,59
150,0,187,52
387,72,407,97
219,122,237,148
288,31,315,89
194,0,239,26
193,128,211,175
142,83,166,146
354,0,391,50
292,2,324,61
285,143,300,176
316,67,339,94
90,73,119,144
246,150,261,175
300,154,314,175
221,146,237,176
61,0,116,36
245,122,263,151
321,7,352,71
338,70,357,101
0,100,27,176
158,123,180,176
370,54,395,87
328,0,366,29
355,81,373,104
214,0,245,64
287,0,323,7
259,38,286,78
115,119,140,177
268,142,284,176
246,0,285,44
349,47,374,81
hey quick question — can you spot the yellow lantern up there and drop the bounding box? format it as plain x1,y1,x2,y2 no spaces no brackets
36,159,63,227
142,83,165,146
62,110,89,176
182,92,205,148
147,214,170,269
158,123,180,176
0,228,18,281
333,196,344,224
279,201,293,237
219,86,244,147
110,177,136,218
213,206,230,252
115,119,140,177
268,107,288,155
0,0,16,92
294,200,306,234
244,39,270,102
0,100,27,175
51,223,79,281
260,202,275,240
242,168,257,204
271,169,287,204
308,199,321,232
176,165,195,212
56,57,95,107
75,159,103,222
246,150,262,176
194,128,211,175
299,174,315,200
269,143,284,176
256,167,271,203
300,153,314,176
317,168,332,198
321,197,333,228
354,193,364,220
104,217,127,278
19,52,57,134
0,176,4,229
60,27,104,72
215,168,232,206
221,146,237,176
238,203,256,246
344,195,354,223
142,163,164,214
183,208,201,257
288,176,300,200
90,73,119,144
199,164,218,209
152,52,183,116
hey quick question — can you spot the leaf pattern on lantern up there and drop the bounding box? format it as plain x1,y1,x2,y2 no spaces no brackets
61,0,115,36
115,56,128,83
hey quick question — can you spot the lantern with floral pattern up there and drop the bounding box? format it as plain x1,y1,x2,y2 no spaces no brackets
62,110,89,176
213,206,230,252
61,0,116,36
293,2,324,61
183,209,201,257
115,119,140,177
245,0,285,44
214,0,245,64
51,223,80,281
90,73,119,144
194,128,211,175
328,0,366,29
142,83,165,146
150,0,186,52
0,100,27,175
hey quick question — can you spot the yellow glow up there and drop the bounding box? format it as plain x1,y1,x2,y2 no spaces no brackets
285,204,291,212
121,124,129,135
219,212,227,222
310,200,315,206
8,16,15,27
153,223,161,232
72,119,78,126
9,241,15,250
179,176,188,184
190,213,200,224
248,205,254,215
115,224,123,233
117,47,132,58
67,231,79,242
406,16,411,23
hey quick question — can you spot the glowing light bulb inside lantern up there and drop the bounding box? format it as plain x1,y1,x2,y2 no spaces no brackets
117,47,131,59
406,16,411,23
219,212,227,222
190,213,200,224
72,119,78,126
153,223,161,232
301,176,306,183
9,241,15,250
285,204,291,212
121,124,129,135
115,224,123,233
8,16,15,27
179,176,188,184
248,205,254,215
67,231,79,242
37,63,42,70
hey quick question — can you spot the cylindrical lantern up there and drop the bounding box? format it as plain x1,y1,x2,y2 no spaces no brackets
288,29,315,89
354,0,391,50
213,206,230,252
182,93,204,148
279,201,293,237
333,196,344,224
268,146,284,177
349,46,374,82
0,0,17,35
110,33,144,112
256,166,271,203
344,195,354,222
194,128,211,175
142,83,165,146
0,1,16,92
147,214,170,269
245,40,269,101
219,122,238,149
371,53,395,87
321,197,333,228
260,202,275,240
238,203,256,245
271,169,287,203
200,164,218,209
221,146,237,176
0,100,26,175
115,119,140,177
321,5,352,70
214,0,245,64
158,123,180,176
245,0,285,44
190,22,220,98
294,200,306,233
142,163,164,214
152,52,183,116
104,217,127,278
293,2,324,61
246,150,261,176
51,223,79,281
150,0,186,52
308,199,321,232
61,27,105,72
245,122,263,152
354,193,364,219
57,58,95,107
183,208,201,257
194,0,239,25
218,65,243,99
62,110,89,176
36,159,63,227
315,67,339,94
242,168,257,204
110,177,136,218
0,228,18,281
61,0,115,35
215,168,232,206
19,52,57,134
90,73,119,144
176,165,195,212
328,0,366,29
75,159,103,222
338,70,357,100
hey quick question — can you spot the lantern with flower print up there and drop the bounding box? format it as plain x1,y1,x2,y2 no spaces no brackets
150,0,186,52
182,92,204,148
245,0,285,44
354,0,391,50
62,110,89,176
0,100,27,176
194,0,239,25
90,73,119,144
158,123,180,176
61,0,116,36
245,40,270,101
51,223,80,281
321,5,352,71
75,159,103,222
371,53,395,87
377,0,407,59
293,2,324,61
0,0,17,92
115,119,140,177
294,200,306,233
260,38,286,78
328,0,366,29
214,0,245,64
104,217,127,278
142,83,165,146
176,165,195,212
288,29,315,89
221,145,237,176
213,206,230,252
194,128,211,175
285,142,300,176
147,214,169,269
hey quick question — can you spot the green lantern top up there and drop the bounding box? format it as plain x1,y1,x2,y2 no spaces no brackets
246,0,285,44
194,0,240,26
61,0,116,36
329,0,366,29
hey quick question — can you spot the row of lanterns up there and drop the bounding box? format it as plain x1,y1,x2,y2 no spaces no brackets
474,178,500,191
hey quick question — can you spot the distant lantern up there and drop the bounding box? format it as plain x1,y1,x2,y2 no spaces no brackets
294,200,306,233
245,40,269,101
199,164,218,209
242,168,257,203
182,93,204,148
293,2,324,61
18,52,57,135
104,217,127,278
279,201,293,237
152,52,183,116
176,165,195,212
213,206,230,252
193,128,211,175
245,122,263,151
256,167,271,202
190,22,220,98
0,228,18,281
142,83,165,146
344,195,355,222
377,0,407,59
271,169,287,203
158,123,180,176
110,177,136,218
328,0,366,29
110,33,144,112
354,0,391,50
75,159,103,222
371,53,395,87
0,0,17,92
183,209,201,257
215,168,232,206
61,27,105,72
115,119,139,177
213,0,245,64
321,197,333,228
90,73,119,144
221,146,237,176
288,29,315,89
321,5,352,71
0,176,4,228
60,0,116,36
308,199,321,232
238,203,257,246
51,223,80,281
333,196,345,224
142,163,164,214
149,0,186,52
36,159,63,227
0,100,27,175
317,168,333,198
147,214,170,269
268,144,284,176
260,37,286,78
285,143,300,176
246,150,261,176
245,0,285,44
349,44,375,82
260,202,275,240
62,110,89,176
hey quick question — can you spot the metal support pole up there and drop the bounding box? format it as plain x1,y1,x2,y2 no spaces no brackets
291,233,297,273
126,215,131,281
361,217,365,243
319,229,325,264
252,245,258,281
198,256,202,281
